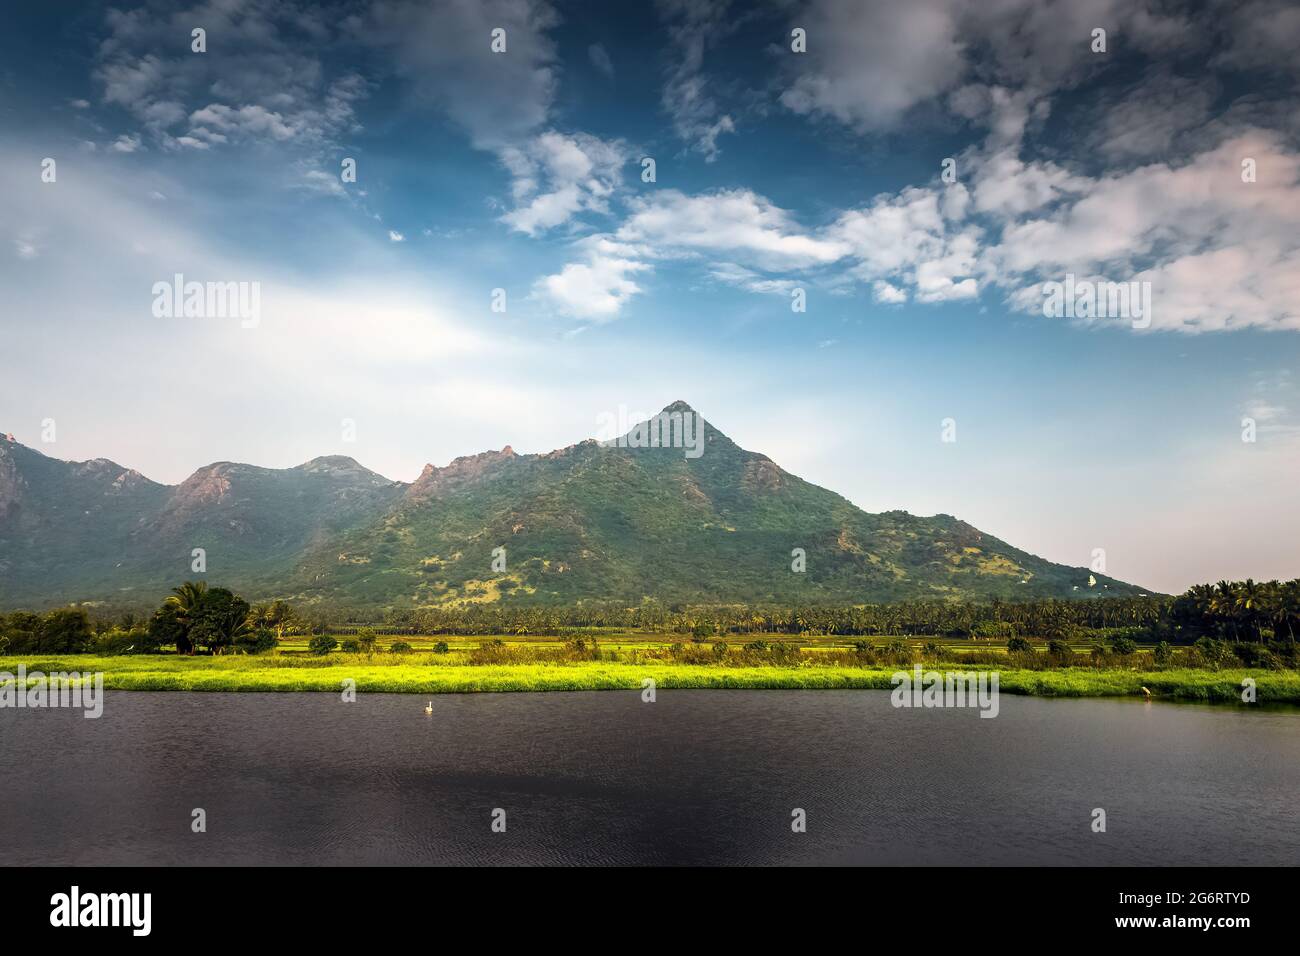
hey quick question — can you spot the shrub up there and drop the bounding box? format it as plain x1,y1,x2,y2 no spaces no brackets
743,639,769,652
235,626,278,655
433,641,450,654
356,627,378,653
1232,642,1282,670
712,641,728,659
1192,637,1232,670
390,641,413,654
922,641,941,657
92,627,149,655
1047,639,1073,659
1153,641,1173,665
1109,636,1138,656
1007,636,1033,654
769,641,801,664
308,635,338,656
340,640,360,653
691,620,716,641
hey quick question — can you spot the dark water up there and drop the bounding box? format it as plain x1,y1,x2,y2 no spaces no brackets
2,689,1298,866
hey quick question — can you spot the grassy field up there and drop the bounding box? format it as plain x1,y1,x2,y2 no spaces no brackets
4,651,1298,704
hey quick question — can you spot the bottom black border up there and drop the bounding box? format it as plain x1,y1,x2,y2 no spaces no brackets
2,866,1285,941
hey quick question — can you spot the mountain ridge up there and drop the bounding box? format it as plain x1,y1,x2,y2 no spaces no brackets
0,405,1153,608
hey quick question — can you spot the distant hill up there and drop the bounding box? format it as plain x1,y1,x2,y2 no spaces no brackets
0,403,1150,609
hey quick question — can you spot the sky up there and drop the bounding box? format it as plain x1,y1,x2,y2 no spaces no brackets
1,0,1298,595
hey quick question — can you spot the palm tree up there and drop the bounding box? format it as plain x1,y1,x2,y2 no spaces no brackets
212,603,253,654
164,580,208,654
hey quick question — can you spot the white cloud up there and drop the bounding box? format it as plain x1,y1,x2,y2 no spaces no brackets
970,151,1085,218
618,189,847,270
388,230,405,242
94,3,368,150
872,280,906,304
109,133,144,153
499,132,628,236
987,131,1300,331
829,187,981,300
533,237,650,320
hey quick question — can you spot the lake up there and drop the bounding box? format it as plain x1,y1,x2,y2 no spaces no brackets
3,689,1298,865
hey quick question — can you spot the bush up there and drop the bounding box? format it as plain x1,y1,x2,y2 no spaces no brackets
235,626,277,655
769,641,801,664
712,641,729,659
1109,636,1138,656
922,641,941,657
340,640,360,653
308,635,338,656
1153,641,1173,666
92,627,150,655
691,620,716,641
433,641,450,654
390,641,413,654
1192,637,1232,670
743,639,768,652
1007,636,1033,654
1232,642,1282,670
1047,639,1073,659
356,627,378,653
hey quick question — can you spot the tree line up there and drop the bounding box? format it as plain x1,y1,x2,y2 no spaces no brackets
2,578,1296,654
0,582,302,655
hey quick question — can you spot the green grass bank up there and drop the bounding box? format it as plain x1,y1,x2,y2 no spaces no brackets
3,655,1297,704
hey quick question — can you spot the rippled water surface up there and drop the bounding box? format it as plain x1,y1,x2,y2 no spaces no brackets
3,689,1298,865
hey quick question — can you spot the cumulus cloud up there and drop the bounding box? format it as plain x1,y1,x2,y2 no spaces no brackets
780,0,966,131
617,189,847,270
532,236,650,320
872,280,907,304
499,132,629,236
988,131,1300,331
109,133,144,153
95,2,368,151
779,0,1196,134
828,186,981,301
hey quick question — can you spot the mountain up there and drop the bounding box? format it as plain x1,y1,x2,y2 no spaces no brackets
0,405,1149,609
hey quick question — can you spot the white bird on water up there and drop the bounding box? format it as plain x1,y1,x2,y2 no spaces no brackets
1140,687,1152,701
424,701,433,715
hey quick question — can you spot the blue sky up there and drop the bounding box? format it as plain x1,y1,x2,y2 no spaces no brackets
2,0,1298,593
